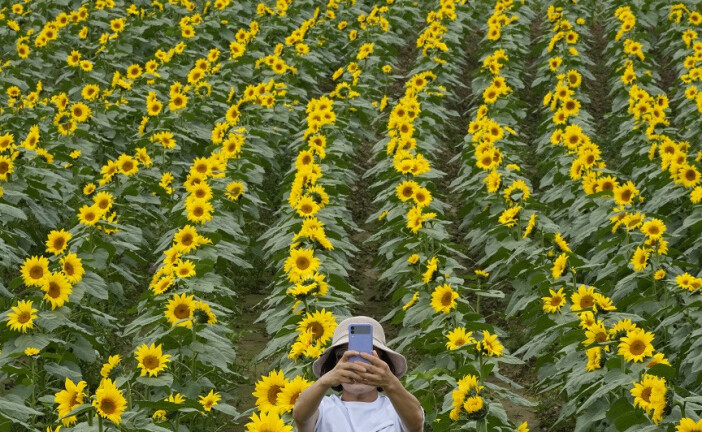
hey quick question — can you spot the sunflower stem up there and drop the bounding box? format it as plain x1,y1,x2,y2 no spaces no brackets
98,415,104,432
127,379,133,410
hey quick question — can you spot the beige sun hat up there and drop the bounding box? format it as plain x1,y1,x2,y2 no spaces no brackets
312,316,407,378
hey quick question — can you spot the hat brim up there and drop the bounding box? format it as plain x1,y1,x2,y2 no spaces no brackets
312,335,407,379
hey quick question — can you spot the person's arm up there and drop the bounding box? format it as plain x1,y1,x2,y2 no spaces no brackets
293,350,368,432
358,351,424,432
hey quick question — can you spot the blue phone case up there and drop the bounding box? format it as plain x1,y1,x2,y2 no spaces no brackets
348,323,373,364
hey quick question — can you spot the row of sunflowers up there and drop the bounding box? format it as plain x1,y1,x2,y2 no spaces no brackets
3,0,702,431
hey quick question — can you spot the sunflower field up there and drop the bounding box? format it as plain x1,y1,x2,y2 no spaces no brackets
3,0,702,430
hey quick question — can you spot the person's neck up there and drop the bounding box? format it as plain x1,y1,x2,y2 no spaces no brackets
341,389,379,402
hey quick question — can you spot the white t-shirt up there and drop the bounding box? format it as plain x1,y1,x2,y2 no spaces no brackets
313,394,424,432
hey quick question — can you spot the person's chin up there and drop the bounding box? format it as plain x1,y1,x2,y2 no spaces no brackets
341,382,376,393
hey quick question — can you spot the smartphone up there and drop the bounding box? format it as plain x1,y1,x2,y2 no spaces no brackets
348,323,373,364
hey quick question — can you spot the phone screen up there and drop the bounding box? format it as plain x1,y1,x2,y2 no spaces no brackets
348,324,373,364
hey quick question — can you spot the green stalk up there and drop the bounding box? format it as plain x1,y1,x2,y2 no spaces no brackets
98,415,104,432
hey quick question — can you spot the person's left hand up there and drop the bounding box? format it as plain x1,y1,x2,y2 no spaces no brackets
357,350,398,390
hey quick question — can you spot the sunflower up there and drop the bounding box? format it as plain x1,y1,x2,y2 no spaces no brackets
551,252,568,280
631,246,649,271
174,225,201,254
585,347,603,372
6,300,38,332
93,192,114,214
413,187,432,207
498,205,521,227
396,180,418,201
430,283,459,314
185,198,214,224
82,84,100,101
295,195,320,218
100,354,121,378
54,377,87,426
135,343,171,377
20,255,49,287
165,293,195,328
169,92,188,111
618,328,655,362
476,331,504,357
630,374,667,423
174,260,196,278
584,321,610,350
284,248,320,283
61,253,85,283
613,180,638,206
225,181,245,200
252,370,288,413
676,418,702,432
198,390,220,412
116,154,138,176
422,256,439,284
277,376,311,413
570,285,596,311
445,326,476,350
42,272,72,310
70,102,91,122
77,204,100,226
93,378,127,425
296,309,337,344
244,410,293,432
542,287,566,313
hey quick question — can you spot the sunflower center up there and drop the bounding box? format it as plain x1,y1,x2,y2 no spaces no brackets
142,355,160,370
641,387,652,403
601,181,614,191
193,206,204,217
455,338,466,346
550,296,562,307
267,385,282,405
100,398,116,415
174,304,190,319
64,262,74,275
48,282,61,298
686,169,697,181
30,265,44,280
441,291,453,306
308,322,324,339
620,190,632,202
648,226,659,235
296,256,310,271
181,234,193,246
0,162,8,175
629,340,645,356
18,311,30,323
580,295,594,308
300,204,313,214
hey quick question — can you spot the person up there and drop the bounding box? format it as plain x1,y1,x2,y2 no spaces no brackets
293,316,425,432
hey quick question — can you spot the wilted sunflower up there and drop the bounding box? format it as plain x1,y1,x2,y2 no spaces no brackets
135,343,171,377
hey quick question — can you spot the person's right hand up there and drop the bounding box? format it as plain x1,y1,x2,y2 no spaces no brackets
318,350,369,388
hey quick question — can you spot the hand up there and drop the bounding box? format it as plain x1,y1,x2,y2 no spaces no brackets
357,350,398,390
318,350,370,388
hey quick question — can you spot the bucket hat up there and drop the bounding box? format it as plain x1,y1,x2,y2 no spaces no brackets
312,316,407,378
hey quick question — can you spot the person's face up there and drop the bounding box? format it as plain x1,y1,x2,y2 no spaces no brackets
334,343,379,394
